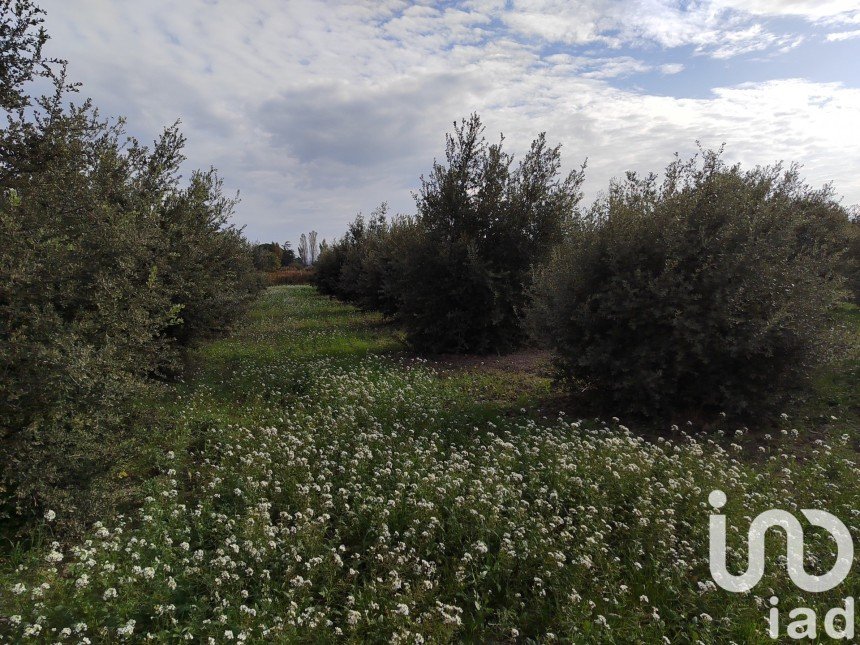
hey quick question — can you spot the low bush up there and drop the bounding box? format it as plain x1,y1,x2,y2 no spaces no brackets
313,232,350,297
266,267,315,286
314,205,415,317
3,288,858,643
530,151,852,419
846,217,860,306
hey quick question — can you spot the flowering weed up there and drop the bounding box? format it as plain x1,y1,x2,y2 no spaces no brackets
2,287,858,643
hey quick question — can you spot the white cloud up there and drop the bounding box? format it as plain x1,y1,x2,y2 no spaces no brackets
494,0,811,59
542,54,655,79
714,0,860,22
826,29,860,41
34,0,860,243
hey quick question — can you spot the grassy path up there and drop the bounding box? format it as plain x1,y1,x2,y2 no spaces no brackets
2,286,858,643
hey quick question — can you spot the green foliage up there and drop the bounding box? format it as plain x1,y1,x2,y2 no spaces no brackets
314,204,413,317
397,114,584,353
252,241,297,271
313,233,349,296
316,114,584,354
157,169,263,347
0,3,262,527
313,222,351,297
389,232,503,352
280,241,296,266
0,0,52,111
530,151,852,418
252,243,281,271
845,217,860,305
358,213,417,317
327,211,374,305
3,287,858,643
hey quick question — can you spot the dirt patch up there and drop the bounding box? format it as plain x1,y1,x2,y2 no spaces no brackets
423,348,554,377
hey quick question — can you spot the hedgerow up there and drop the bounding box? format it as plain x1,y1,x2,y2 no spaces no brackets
0,0,262,527
315,114,584,353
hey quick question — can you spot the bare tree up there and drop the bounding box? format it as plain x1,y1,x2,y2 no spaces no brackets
297,233,308,267
308,230,318,265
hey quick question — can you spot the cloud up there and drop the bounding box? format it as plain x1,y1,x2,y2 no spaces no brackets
826,29,860,41
542,54,656,79
491,0,811,59
34,0,860,243
714,0,860,22
257,77,469,168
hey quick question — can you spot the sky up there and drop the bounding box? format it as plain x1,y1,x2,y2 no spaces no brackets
38,0,860,245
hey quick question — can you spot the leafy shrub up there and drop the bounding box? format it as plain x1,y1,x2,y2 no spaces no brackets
530,151,852,419
0,1,262,527
266,267,315,286
846,217,860,306
1,115,170,526
330,212,375,305
389,233,502,352
356,213,417,317
252,244,281,271
395,115,583,353
316,115,583,353
314,204,414,317
156,167,263,347
252,241,297,271
315,115,584,353
313,223,353,297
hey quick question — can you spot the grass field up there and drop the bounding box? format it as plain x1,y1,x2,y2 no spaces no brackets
2,286,858,643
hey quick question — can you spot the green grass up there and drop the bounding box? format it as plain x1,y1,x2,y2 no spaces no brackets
806,304,860,421
2,286,858,643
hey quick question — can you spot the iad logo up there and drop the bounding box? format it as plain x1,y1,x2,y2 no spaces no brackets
708,490,855,639
708,489,853,593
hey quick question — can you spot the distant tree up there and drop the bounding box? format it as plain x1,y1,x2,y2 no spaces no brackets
308,230,318,265
298,233,309,266
252,243,280,271
281,241,296,266
271,242,284,264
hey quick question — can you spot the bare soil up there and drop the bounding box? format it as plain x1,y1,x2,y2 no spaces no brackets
423,348,553,377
